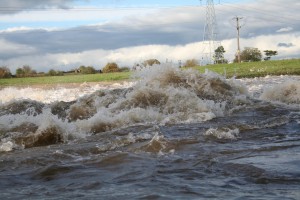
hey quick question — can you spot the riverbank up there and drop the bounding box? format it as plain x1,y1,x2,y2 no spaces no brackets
0,59,299,86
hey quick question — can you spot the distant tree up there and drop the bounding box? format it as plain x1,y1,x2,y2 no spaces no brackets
16,65,37,77
119,66,130,72
0,66,11,78
264,50,278,60
102,62,120,73
214,46,228,64
184,59,199,67
47,69,64,76
78,65,96,74
23,65,32,75
234,47,262,62
16,68,25,77
143,59,161,67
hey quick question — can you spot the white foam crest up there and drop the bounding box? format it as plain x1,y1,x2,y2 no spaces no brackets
260,80,300,105
0,81,134,104
0,141,14,152
72,66,250,134
0,107,85,141
1,66,252,145
204,128,240,140
240,75,300,98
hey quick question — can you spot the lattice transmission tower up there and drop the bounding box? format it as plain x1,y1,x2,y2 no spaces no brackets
201,0,221,65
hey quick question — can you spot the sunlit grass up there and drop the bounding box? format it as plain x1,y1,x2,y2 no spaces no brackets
0,72,132,86
194,59,300,78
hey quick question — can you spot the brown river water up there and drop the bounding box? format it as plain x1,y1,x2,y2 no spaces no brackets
0,66,299,199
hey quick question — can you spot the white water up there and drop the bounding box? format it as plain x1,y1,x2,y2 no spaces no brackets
1,74,298,105
0,67,299,152
0,81,135,104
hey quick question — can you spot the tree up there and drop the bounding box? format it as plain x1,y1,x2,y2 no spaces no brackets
102,62,120,73
16,68,25,77
23,65,32,75
78,65,96,74
47,69,64,76
119,67,130,72
184,59,199,67
0,66,11,78
214,46,228,64
264,50,278,61
143,59,161,67
235,47,262,62
16,65,36,77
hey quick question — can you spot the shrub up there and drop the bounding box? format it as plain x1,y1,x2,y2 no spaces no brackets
79,66,96,74
143,59,161,67
184,59,199,67
15,65,37,77
0,66,11,78
119,67,130,72
47,69,64,76
102,62,120,73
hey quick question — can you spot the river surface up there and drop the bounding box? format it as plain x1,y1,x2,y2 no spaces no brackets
0,66,299,199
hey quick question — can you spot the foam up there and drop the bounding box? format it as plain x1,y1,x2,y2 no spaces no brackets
0,81,134,104
204,128,240,140
0,65,250,150
260,80,300,105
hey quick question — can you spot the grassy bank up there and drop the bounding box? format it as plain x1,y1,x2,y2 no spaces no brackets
0,59,299,86
194,59,300,78
0,72,131,86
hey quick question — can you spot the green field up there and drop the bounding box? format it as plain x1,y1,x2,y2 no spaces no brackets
0,59,299,86
195,59,300,78
0,72,131,86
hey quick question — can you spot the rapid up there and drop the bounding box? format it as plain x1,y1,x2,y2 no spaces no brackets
0,66,299,199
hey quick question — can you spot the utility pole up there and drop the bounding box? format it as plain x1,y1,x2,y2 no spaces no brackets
233,16,243,63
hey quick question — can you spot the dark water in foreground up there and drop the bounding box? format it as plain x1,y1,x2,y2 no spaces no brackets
0,67,299,199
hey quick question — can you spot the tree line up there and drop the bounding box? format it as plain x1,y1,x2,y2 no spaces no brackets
214,46,278,64
0,59,160,79
0,49,278,79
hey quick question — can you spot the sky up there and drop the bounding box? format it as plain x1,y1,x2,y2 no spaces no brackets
0,0,299,72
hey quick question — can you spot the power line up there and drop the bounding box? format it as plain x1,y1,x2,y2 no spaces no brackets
233,16,243,63
220,2,300,23
0,5,204,12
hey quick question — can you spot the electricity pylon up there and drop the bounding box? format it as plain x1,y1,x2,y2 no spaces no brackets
201,0,221,65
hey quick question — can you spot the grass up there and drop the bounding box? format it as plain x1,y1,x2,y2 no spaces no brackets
0,59,299,86
0,72,131,86
194,59,300,78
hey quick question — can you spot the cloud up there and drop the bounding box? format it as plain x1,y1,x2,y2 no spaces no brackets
276,27,293,33
277,43,294,48
0,0,76,14
0,39,36,59
2,32,300,73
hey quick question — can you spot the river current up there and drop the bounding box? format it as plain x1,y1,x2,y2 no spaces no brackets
0,66,299,199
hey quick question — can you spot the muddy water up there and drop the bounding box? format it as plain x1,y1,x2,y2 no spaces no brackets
0,66,299,199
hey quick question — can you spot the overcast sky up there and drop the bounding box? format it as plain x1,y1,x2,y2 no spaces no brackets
0,0,299,72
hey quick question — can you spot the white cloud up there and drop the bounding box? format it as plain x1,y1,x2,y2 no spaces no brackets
276,27,293,33
3,32,299,73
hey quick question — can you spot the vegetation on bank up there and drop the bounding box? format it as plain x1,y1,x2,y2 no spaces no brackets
0,72,131,86
0,59,299,86
194,59,300,78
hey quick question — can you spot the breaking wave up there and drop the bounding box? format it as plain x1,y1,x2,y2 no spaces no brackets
0,65,250,151
260,80,300,105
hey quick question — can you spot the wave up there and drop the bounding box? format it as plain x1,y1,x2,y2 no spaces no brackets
1,65,251,151
260,80,300,105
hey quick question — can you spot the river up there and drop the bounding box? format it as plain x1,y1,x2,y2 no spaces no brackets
0,66,299,199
